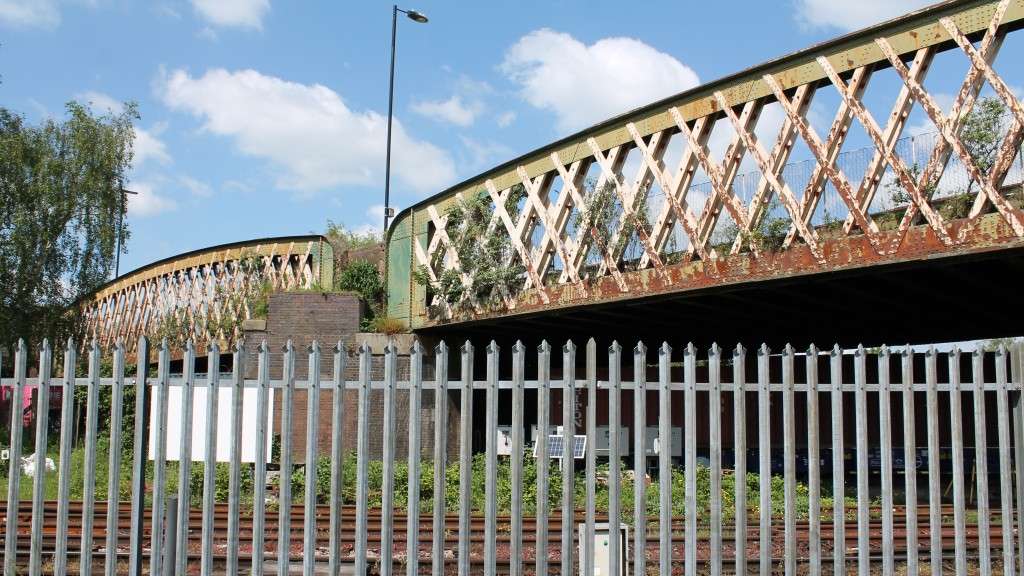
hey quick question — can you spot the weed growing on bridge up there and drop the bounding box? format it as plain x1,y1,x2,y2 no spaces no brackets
413,185,527,316
572,180,651,273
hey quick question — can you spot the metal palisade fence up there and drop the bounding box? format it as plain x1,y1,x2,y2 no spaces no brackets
0,336,1023,575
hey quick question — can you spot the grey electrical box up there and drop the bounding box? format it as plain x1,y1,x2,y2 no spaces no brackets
578,522,629,576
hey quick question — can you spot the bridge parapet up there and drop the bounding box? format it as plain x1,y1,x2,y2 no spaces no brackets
82,236,333,352
387,0,1024,330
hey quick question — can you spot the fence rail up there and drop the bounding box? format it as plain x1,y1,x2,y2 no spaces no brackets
1,336,1023,576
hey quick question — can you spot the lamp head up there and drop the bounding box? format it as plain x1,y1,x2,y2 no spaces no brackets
405,9,428,23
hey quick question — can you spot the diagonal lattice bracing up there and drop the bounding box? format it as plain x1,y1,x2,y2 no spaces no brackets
82,237,329,352
391,0,1024,327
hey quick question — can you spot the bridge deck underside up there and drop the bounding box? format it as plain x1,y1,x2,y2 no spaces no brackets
421,240,1024,351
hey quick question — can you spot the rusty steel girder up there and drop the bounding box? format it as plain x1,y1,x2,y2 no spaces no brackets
81,236,333,352
386,0,1024,329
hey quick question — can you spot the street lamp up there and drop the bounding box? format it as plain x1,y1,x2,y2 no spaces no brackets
383,5,429,233
115,187,138,278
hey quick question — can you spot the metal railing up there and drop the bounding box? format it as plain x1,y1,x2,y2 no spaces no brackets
1,336,1023,575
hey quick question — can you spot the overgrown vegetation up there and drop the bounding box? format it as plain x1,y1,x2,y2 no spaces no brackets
412,186,527,315
711,197,791,254
571,180,650,272
887,96,1009,220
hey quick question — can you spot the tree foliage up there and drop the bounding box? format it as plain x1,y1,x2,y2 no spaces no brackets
0,102,137,347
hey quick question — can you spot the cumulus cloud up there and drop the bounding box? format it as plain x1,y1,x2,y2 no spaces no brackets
496,111,516,128
794,0,933,32
127,181,177,217
412,76,491,127
134,125,172,166
158,68,456,195
501,29,700,133
412,95,482,127
0,0,59,28
179,175,211,197
190,0,268,29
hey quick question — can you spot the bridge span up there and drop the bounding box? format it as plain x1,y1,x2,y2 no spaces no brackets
385,0,1024,347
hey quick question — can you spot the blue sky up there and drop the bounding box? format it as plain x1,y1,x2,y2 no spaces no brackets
0,0,998,273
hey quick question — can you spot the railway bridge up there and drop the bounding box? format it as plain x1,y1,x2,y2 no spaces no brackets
385,0,1024,348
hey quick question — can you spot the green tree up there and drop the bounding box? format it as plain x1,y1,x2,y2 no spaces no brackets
0,101,138,347
961,96,1007,198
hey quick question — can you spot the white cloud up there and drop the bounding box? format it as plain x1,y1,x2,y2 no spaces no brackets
179,175,211,197
127,182,177,217
0,0,60,28
794,0,932,32
496,111,516,128
77,90,122,113
412,76,491,127
190,0,268,29
495,109,516,126
159,68,456,195
459,136,513,171
412,95,482,127
501,29,700,133
134,125,172,166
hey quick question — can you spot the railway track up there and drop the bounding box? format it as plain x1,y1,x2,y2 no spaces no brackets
0,501,1014,570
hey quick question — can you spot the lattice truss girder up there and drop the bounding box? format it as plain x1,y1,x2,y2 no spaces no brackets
410,0,1024,317
83,242,321,351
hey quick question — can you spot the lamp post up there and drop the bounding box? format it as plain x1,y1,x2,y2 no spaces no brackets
115,187,138,278
383,5,429,233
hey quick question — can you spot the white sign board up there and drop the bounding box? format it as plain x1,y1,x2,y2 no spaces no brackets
149,385,274,463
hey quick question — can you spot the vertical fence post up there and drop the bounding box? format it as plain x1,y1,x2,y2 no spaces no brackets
709,344,723,576
996,346,1016,572
329,341,347,576
149,341,170,576
949,348,967,575
105,343,126,576
633,342,648,576
457,341,474,576
733,344,747,575
783,345,797,576
303,342,322,576
562,340,577,576
175,343,196,576
758,344,772,576
926,347,942,576
484,341,500,576
971,348,991,576
28,340,52,576
277,341,295,576
3,340,26,576
201,343,221,576
830,344,845,576
878,347,894,576
128,336,149,576
782,344,798,573
80,341,102,576
807,345,821,576
537,341,551,576
252,341,271,576
405,340,424,576
226,343,245,576
354,343,372,576
902,346,918,576
55,339,78,575
684,342,697,576
510,342,525,576
431,342,448,576
1012,342,1024,576
585,339,597,576
658,343,675,575
381,342,398,576
609,341,623,576
854,346,869,576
